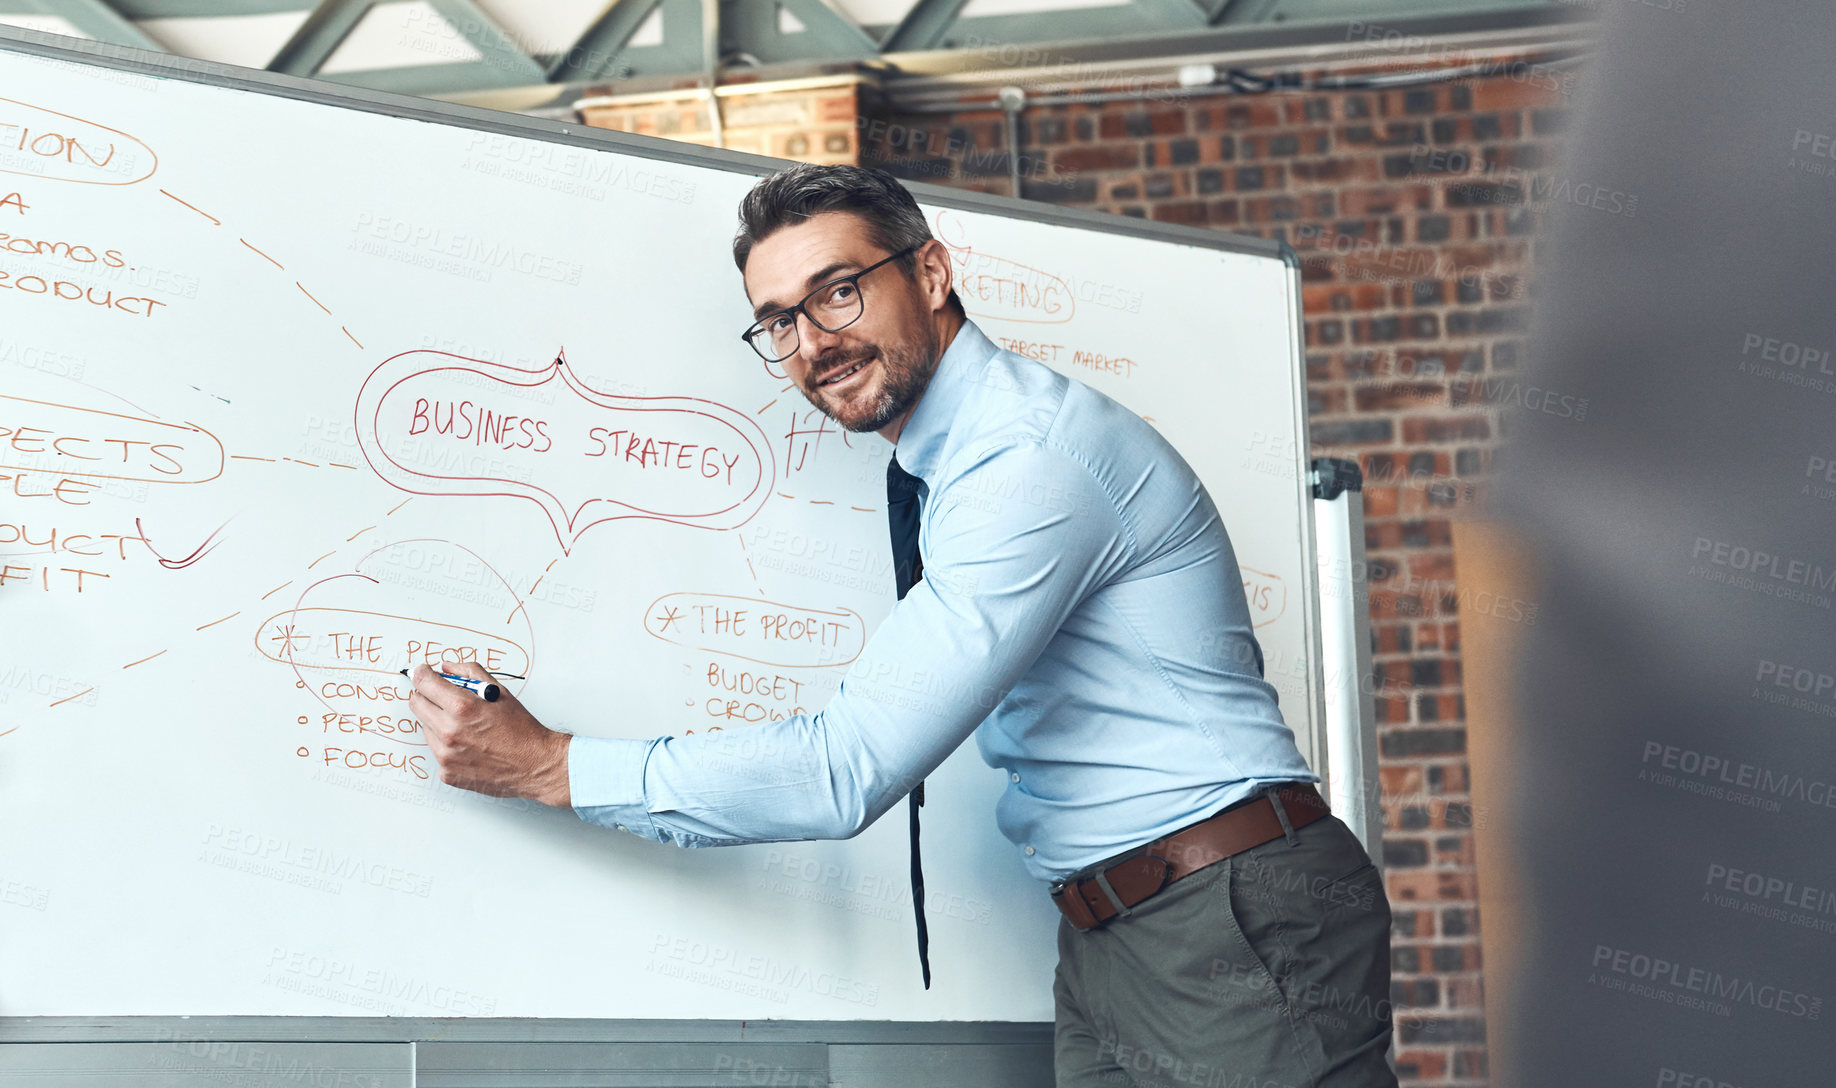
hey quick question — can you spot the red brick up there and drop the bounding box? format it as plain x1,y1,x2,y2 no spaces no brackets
1380,764,1424,799
1151,201,1209,225
1373,622,1411,653
1393,1051,1448,1081
1355,383,1444,412
1388,870,1479,902
1470,80,1564,111
1401,416,1492,443
1052,144,1141,172
814,91,856,124
1310,387,1349,414
1407,552,1456,583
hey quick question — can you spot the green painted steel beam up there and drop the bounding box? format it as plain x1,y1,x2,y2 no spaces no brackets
268,0,542,91
550,0,666,81
722,0,877,66
102,0,308,16
0,0,165,48
879,0,971,53
266,0,367,75
1126,0,1210,31
423,0,544,83
50,0,1586,97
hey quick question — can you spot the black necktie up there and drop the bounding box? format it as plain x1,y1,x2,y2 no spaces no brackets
886,457,930,989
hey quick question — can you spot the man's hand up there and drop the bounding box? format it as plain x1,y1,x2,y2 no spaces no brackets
408,662,571,807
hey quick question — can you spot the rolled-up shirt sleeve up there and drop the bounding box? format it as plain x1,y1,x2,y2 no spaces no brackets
568,438,1133,847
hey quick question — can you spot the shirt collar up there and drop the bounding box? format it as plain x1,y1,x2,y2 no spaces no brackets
891,318,997,484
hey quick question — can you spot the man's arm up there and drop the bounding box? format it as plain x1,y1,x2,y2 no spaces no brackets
421,439,1132,846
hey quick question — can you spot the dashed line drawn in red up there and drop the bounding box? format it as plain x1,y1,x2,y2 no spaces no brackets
160,189,219,224
196,612,240,631
345,525,374,541
240,238,283,269
808,499,834,506
49,688,93,708
285,458,318,467
329,462,357,471
136,516,228,570
344,327,364,350
231,454,276,462
505,601,525,626
261,581,292,600
296,282,330,315
850,506,876,513
386,499,411,516
736,534,760,588
756,398,777,415
527,576,545,594
122,650,167,669
306,550,336,569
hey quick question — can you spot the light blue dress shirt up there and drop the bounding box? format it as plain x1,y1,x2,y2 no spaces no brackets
569,319,1315,882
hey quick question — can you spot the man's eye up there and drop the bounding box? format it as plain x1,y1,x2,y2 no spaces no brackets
826,283,857,303
767,314,795,333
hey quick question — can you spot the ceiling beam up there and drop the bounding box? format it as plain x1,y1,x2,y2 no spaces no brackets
268,0,542,91
878,0,970,54
266,0,368,76
722,0,878,66
423,0,544,83
550,0,663,81
102,0,305,15
2,0,166,49
1126,0,1210,31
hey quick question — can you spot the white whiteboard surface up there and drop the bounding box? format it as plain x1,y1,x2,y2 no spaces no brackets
0,39,1318,1020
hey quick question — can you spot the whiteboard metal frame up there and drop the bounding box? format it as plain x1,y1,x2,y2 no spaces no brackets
0,24,1338,1080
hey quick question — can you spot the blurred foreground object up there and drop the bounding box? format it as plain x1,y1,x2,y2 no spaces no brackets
1495,0,1836,1083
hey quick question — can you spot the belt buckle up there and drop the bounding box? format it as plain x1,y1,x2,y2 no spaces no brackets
1050,876,1102,931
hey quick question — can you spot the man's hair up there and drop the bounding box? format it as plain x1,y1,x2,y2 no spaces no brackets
732,163,964,316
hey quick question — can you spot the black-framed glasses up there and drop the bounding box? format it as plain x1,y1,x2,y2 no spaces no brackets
741,246,918,363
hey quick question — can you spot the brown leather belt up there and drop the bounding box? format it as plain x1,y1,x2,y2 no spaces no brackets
1050,784,1329,931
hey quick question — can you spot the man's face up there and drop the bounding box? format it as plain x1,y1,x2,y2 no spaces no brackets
743,211,943,435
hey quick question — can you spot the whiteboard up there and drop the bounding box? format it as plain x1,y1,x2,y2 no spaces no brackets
0,35,1320,1021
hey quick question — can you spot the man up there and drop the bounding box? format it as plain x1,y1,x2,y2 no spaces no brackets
409,164,1396,1087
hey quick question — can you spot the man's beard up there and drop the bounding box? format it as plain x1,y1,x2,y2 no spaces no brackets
802,326,940,433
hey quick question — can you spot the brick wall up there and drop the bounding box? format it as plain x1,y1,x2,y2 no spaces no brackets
581,78,864,163
859,52,1578,1087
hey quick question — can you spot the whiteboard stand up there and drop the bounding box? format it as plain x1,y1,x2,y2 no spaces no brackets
1311,457,1383,861
1312,457,1397,1073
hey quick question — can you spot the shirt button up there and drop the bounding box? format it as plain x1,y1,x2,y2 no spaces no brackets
1011,772,1021,782
616,824,628,832
1024,845,1035,856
